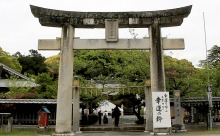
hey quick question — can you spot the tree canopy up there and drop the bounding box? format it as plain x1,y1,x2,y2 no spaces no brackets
0,47,22,72
13,49,47,76
199,45,220,96
1,45,220,100
2,45,220,123
164,56,196,97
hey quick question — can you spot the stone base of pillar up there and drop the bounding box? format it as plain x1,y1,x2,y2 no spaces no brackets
172,124,186,133
75,131,82,134
144,130,151,133
150,132,171,135
52,132,75,136
151,128,172,135
145,126,153,132
172,129,187,133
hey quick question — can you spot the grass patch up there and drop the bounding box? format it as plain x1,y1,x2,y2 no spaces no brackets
0,129,53,136
0,130,37,136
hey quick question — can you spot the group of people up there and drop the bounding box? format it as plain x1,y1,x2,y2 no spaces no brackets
98,105,121,127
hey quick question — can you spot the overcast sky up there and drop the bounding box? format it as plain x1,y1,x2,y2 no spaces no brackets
0,0,220,67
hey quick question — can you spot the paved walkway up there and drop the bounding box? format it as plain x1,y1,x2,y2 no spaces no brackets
15,115,220,136
35,124,220,136
36,132,220,136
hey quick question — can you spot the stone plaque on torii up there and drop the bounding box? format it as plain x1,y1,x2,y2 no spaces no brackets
30,5,192,136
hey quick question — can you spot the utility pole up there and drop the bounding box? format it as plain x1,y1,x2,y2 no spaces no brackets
207,85,212,130
203,12,212,130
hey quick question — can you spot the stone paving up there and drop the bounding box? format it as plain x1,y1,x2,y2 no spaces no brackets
17,115,220,136
36,131,220,136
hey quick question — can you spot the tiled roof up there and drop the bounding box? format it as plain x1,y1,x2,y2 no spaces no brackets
0,63,39,87
0,79,39,87
0,63,29,80
170,97,220,102
0,97,219,104
0,99,57,104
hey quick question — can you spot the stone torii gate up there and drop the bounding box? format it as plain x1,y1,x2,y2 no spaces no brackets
30,5,192,136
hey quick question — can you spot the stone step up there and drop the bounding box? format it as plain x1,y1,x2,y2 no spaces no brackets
80,125,145,132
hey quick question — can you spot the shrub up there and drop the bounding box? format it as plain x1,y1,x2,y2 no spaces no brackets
81,114,98,125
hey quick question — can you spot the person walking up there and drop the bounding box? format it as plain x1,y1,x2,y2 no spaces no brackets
111,108,115,124
98,110,102,125
112,105,121,127
103,110,108,124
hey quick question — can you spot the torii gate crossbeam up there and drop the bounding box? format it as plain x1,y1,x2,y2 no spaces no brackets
38,38,185,50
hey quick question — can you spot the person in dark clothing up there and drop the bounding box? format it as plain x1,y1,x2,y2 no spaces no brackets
103,110,108,124
111,108,115,124
98,110,102,125
112,105,121,127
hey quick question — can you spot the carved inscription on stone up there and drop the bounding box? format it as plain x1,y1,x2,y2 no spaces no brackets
129,18,139,24
105,19,118,42
83,18,94,25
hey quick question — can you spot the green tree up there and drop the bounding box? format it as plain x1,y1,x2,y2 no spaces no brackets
34,73,57,99
4,74,37,99
211,64,220,96
113,50,150,82
44,55,60,79
199,45,220,97
44,50,150,114
117,92,145,124
6,72,57,99
0,47,22,72
73,50,150,83
13,50,47,76
200,45,220,68
164,56,196,97
45,50,150,83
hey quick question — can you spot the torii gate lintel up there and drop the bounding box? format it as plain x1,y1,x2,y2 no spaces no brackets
30,5,192,28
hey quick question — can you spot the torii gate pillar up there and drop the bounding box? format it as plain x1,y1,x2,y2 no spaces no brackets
30,5,192,135
146,20,167,133
54,25,74,136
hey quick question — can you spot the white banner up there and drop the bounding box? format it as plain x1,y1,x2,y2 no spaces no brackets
152,92,171,128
